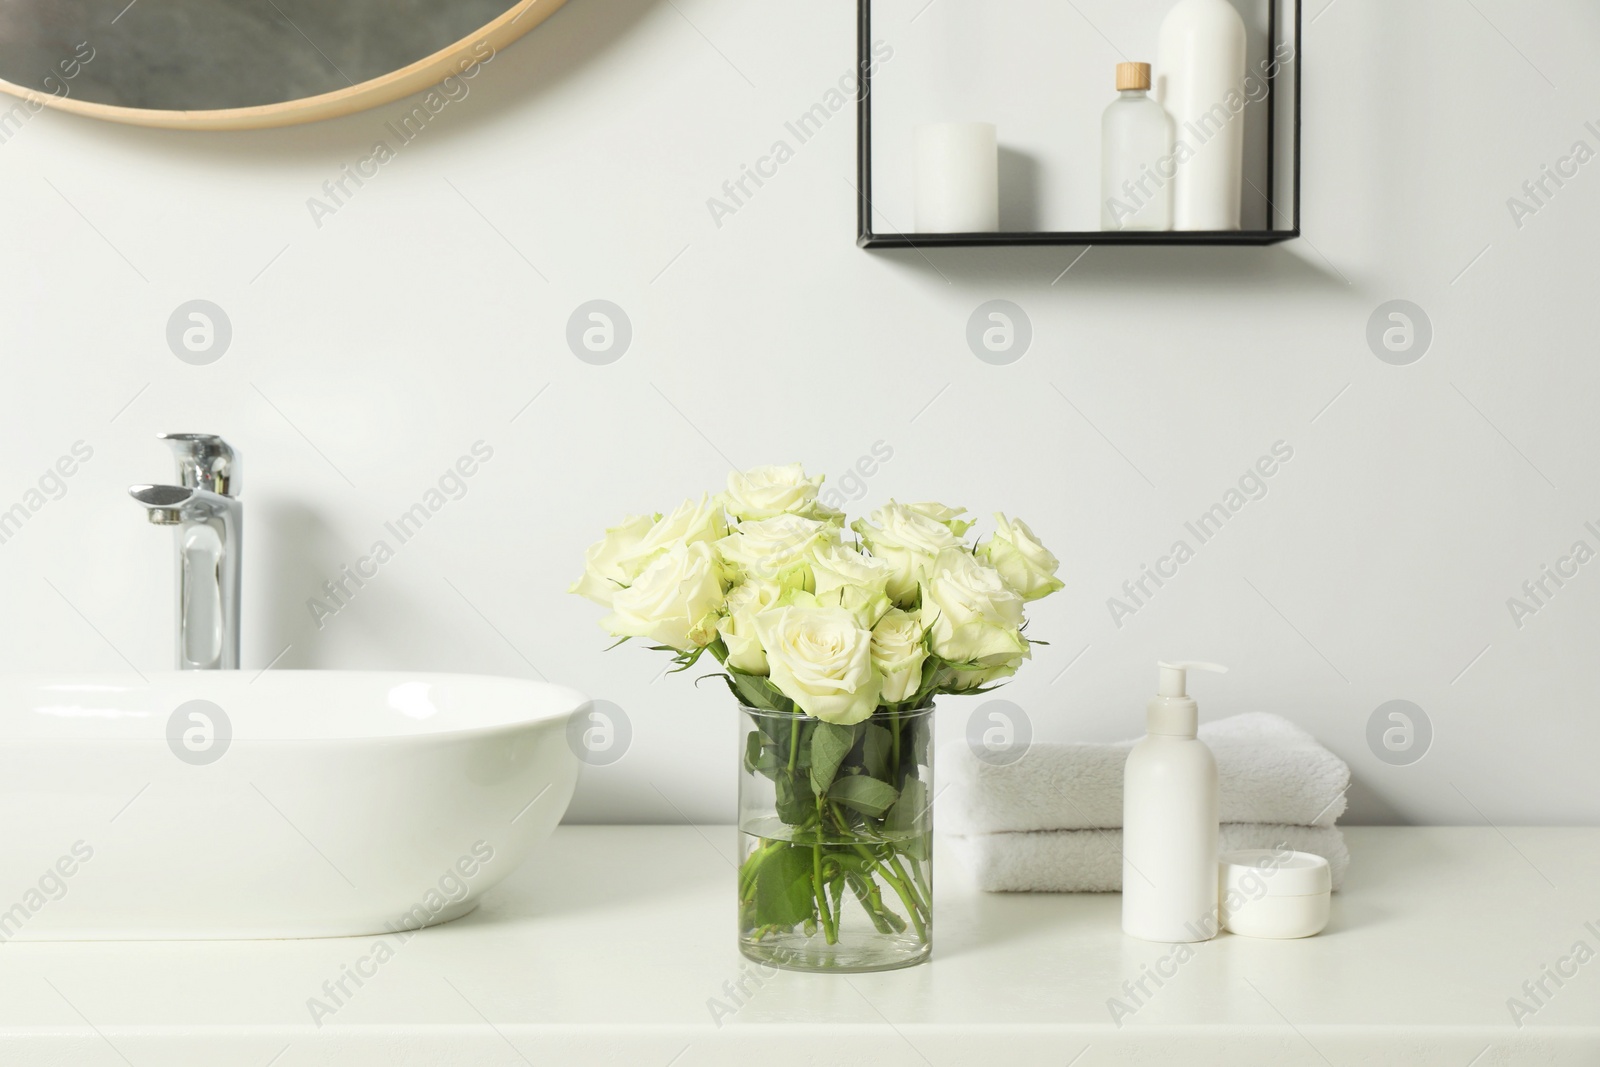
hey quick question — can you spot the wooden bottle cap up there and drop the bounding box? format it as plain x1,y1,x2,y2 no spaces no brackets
1116,62,1151,91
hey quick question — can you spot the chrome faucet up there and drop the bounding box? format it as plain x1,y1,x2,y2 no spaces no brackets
129,434,241,670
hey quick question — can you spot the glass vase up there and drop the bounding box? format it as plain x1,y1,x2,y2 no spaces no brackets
736,704,933,972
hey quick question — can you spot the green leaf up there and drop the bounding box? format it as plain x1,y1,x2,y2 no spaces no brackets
810,723,857,796
860,724,893,781
742,729,763,775
886,776,928,834
726,668,798,714
774,772,814,825
828,775,900,819
902,832,930,863
715,674,745,705
788,718,814,772
728,669,778,710
658,643,710,673
754,845,815,929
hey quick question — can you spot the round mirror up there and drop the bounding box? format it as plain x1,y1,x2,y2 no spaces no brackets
0,0,569,130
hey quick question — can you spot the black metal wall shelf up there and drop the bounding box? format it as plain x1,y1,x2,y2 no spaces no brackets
855,0,1301,249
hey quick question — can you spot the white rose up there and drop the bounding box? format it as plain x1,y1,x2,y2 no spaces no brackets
811,544,894,628
976,513,1063,601
852,502,961,606
721,464,843,523
815,583,893,631
753,605,881,725
919,547,1028,683
601,541,725,652
717,514,838,586
716,579,784,675
903,501,972,537
812,543,892,597
872,609,928,704
570,513,656,607
570,496,726,608
636,494,728,557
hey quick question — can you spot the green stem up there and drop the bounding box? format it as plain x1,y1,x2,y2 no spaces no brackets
831,792,930,941
828,800,852,836
890,709,902,779
828,869,845,934
907,853,931,902
813,798,838,944
881,865,928,942
787,716,800,774
852,843,928,943
886,851,930,923
844,869,899,934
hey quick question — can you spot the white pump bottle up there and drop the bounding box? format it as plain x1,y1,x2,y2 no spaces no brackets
1122,660,1227,942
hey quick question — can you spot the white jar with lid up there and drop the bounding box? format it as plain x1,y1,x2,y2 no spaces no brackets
1218,849,1332,939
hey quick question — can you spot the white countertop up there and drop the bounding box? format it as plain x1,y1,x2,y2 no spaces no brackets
3,826,1597,1066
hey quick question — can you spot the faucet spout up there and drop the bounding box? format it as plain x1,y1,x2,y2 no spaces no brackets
129,485,187,525
129,436,242,671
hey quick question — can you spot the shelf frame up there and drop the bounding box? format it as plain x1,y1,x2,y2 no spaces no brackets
855,0,1302,248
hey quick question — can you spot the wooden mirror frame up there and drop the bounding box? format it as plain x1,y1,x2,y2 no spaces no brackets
0,0,569,130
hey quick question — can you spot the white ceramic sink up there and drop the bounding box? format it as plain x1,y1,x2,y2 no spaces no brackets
0,671,586,939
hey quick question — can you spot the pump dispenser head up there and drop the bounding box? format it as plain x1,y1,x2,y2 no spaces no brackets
1147,661,1228,736
1157,660,1228,697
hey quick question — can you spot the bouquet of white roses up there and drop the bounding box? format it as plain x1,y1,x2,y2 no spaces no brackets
571,464,1062,967
572,463,1062,717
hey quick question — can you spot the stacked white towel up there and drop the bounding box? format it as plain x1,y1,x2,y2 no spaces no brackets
942,712,1350,892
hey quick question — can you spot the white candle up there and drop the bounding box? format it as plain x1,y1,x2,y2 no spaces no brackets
914,122,999,233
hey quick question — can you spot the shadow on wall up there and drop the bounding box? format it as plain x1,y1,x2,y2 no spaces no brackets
252,498,466,670
997,147,1043,233
1343,776,1417,827
251,499,345,668
867,241,1357,293
47,0,664,163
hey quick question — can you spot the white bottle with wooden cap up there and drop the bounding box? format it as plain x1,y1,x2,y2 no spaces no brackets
1100,62,1175,231
1122,660,1227,943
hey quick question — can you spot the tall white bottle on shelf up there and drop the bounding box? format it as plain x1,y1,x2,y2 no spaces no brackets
1156,0,1247,230
1122,661,1226,943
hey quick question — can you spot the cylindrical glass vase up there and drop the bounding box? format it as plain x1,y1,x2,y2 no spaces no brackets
736,704,933,972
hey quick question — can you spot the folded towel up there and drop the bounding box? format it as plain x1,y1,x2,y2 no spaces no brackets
941,712,1349,835
949,823,1350,893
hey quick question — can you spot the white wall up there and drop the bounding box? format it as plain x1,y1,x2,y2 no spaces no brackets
2,0,1597,826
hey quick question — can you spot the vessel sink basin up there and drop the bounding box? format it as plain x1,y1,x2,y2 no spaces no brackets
0,671,586,939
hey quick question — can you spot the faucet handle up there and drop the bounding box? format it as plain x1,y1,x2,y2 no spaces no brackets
158,433,240,497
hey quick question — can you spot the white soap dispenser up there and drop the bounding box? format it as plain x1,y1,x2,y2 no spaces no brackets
1122,660,1227,943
